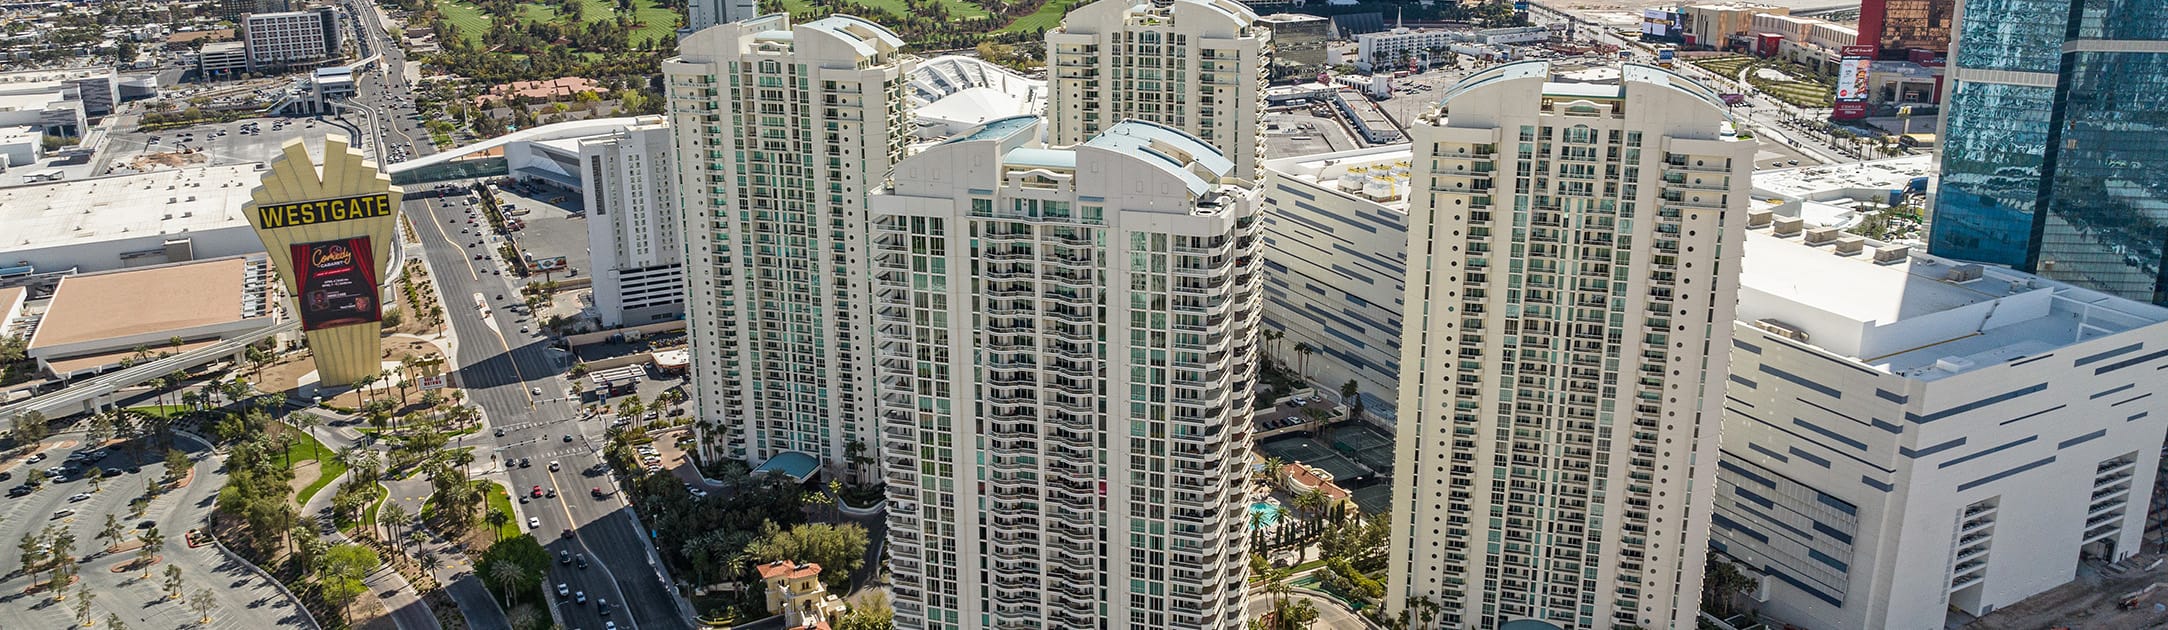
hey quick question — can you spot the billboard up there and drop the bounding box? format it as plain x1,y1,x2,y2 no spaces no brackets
1833,44,1876,120
292,237,382,331
242,135,403,387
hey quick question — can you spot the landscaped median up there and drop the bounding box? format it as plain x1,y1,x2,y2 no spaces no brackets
291,429,347,506
483,481,519,540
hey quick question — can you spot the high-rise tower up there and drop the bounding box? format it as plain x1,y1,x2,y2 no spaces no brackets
664,14,914,471
1386,61,1756,630
1045,0,1269,180
870,117,1264,630
1930,0,2168,305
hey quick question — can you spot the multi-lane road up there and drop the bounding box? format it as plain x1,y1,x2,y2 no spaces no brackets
337,1,689,628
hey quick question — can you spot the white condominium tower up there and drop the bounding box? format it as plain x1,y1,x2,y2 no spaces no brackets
869,116,1264,630
663,15,914,469
1045,0,1269,180
579,117,685,328
1387,61,1756,630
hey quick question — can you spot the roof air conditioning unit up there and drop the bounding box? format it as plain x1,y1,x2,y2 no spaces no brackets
1746,209,1773,228
1772,217,1804,237
1755,318,1808,343
1835,236,1866,255
1873,244,1910,264
1804,227,1840,245
1944,264,1984,282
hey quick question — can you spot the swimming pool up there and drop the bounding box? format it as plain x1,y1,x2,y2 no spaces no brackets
1247,501,1280,529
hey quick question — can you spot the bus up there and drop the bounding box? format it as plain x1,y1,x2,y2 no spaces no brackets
1656,47,1677,68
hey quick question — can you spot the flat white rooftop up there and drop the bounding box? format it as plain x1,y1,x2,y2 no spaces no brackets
0,163,263,254
1738,229,2168,381
1752,154,1933,202
1262,144,1415,211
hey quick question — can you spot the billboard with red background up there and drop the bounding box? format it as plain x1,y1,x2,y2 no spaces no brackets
290,237,382,331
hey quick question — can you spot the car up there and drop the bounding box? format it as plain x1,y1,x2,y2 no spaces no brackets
101,468,121,478
545,488,556,499
575,591,587,604
606,623,617,630
136,520,155,529
591,487,604,498
51,509,74,520
44,466,61,476
528,516,540,529
519,458,532,468
532,485,543,498
67,492,91,502
26,453,45,463
7,486,30,497
495,428,506,437
575,554,587,569
0,471,10,481
520,326,530,334
598,599,610,616
1788,159,1801,166
531,387,542,396
562,434,573,443
559,550,571,564
548,460,561,472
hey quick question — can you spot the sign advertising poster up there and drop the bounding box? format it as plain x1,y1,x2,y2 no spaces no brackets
1833,44,1876,120
291,237,382,331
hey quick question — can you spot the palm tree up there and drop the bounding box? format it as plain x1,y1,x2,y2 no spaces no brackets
163,564,184,600
418,550,441,575
1295,489,1329,521
484,508,510,540
1292,342,1314,381
487,561,528,606
380,503,408,547
1261,329,1284,366
97,514,126,552
138,527,165,577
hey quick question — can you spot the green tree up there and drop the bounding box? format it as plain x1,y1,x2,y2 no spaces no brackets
834,591,895,630
106,612,127,630
745,522,870,591
138,526,165,577
487,559,530,607
190,587,217,623
11,410,49,444
163,564,184,600
18,530,46,576
97,514,126,552
47,529,77,595
74,585,95,626
163,448,190,481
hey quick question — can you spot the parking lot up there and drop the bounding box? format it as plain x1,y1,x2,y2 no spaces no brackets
492,180,593,282
100,115,371,178
0,436,306,630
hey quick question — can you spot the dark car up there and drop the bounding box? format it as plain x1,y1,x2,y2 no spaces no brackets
559,550,571,564
519,458,532,468
0,471,11,481
6,486,29,497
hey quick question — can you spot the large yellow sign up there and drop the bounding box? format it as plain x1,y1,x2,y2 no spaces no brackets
241,136,403,388
255,193,395,229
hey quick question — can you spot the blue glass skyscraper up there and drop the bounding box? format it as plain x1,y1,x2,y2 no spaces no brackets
1932,0,2168,304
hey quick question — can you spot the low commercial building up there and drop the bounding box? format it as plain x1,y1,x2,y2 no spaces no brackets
0,164,268,274
23,255,279,378
1751,13,1857,75
1329,89,1401,144
195,42,248,78
1681,3,1789,49
1711,216,2168,630
1256,145,1410,422
242,8,342,72
0,125,39,167
578,118,684,328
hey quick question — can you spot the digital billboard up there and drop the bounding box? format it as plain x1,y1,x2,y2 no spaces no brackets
291,237,382,331
1833,45,1876,120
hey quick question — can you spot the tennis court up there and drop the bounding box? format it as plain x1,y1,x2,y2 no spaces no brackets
1332,424,1396,475
1258,435,1374,482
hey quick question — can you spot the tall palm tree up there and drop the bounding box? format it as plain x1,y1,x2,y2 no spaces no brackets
487,561,528,606
1292,342,1314,381
484,508,510,540
380,503,408,548
292,413,321,462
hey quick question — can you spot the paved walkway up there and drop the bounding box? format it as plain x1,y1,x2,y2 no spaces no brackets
1242,587,1378,629
302,468,442,630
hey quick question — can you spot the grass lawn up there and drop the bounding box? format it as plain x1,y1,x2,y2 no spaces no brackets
126,405,191,419
513,0,679,47
436,0,494,46
483,481,519,540
289,429,347,506
999,0,1082,34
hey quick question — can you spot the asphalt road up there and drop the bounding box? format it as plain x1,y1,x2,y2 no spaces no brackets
335,2,688,626
0,435,312,629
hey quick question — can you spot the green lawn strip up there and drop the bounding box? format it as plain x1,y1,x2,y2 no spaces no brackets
484,481,520,540
937,0,989,19
126,405,191,419
629,0,680,44
999,0,1082,34
290,430,347,506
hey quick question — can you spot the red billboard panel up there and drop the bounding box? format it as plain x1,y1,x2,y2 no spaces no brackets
291,237,382,331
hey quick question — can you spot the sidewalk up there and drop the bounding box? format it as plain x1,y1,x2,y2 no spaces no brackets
301,468,443,630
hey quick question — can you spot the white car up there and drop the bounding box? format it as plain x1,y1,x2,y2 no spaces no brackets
557,583,570,598
531,386,542,396
528,516,540,529
67,493,92,502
